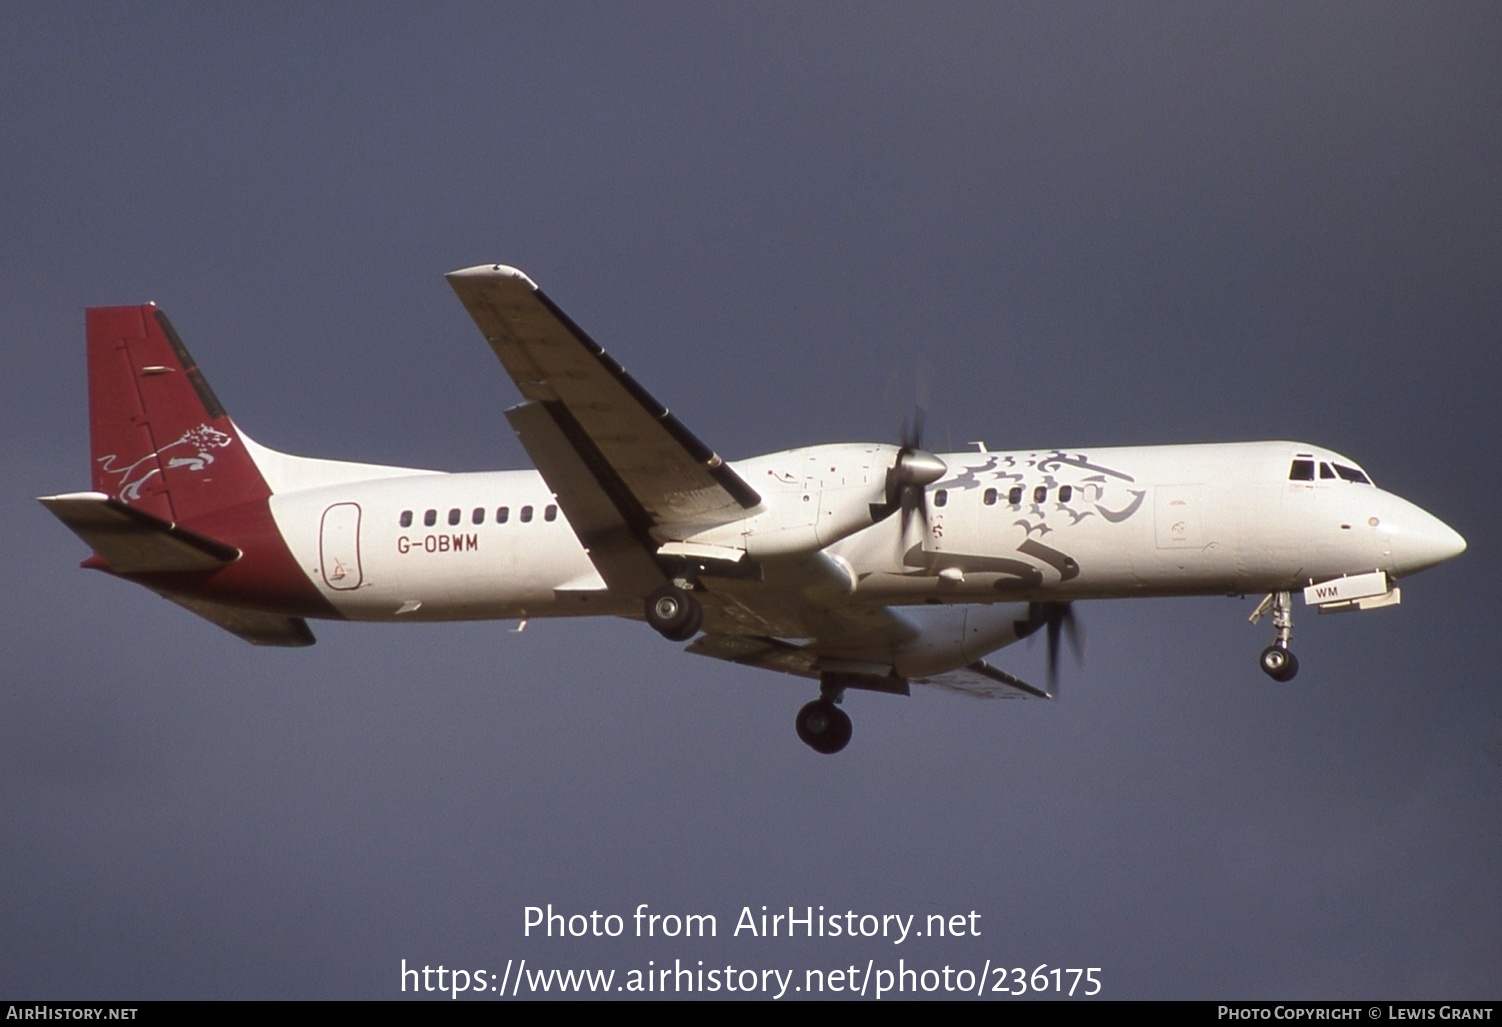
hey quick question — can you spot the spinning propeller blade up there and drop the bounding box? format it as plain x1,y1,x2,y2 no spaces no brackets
1032,601,1086,695
883,364,946,547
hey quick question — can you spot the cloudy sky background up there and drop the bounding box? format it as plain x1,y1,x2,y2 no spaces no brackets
3,3,1498,999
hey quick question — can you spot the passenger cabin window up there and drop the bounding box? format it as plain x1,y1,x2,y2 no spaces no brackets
424,509,437,527
472,507,485,525
520,505,534,523
544,504,558,522
399,510,412,528
934,489,948,508
1059,485,1072,502
1009,486,1023,506
1289,460,1315,481
983,488,997,506
496,506,509,523
448,508,462,526
1033,485,1047,504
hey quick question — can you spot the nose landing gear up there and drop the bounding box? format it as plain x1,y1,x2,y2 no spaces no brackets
1259,643,1299,682
1250,590,1299,681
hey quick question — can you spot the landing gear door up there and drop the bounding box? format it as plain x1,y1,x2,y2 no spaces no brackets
320,502,364,590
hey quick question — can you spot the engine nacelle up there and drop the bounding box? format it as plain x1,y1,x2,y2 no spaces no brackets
891,603,1034,678
662,444,899,559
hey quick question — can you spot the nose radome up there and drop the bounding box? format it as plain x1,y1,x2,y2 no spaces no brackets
1434,519,1467,562
1390,506,1466,576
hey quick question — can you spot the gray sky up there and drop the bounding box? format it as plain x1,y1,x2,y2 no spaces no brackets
3,2,1498,1000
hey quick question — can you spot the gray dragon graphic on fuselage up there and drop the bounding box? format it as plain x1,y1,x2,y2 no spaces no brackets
917,449,1148,588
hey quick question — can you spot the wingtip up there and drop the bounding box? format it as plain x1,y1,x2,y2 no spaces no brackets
445,264,538,289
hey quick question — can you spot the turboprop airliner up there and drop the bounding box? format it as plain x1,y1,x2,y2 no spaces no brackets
41,265,1467,754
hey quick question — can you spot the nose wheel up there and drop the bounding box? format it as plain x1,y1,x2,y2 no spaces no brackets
644,584,703,642
1259,644,1299,682
1250,590,1300,681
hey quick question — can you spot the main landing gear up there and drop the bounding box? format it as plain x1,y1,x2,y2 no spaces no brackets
796,700,852,755
641,583,856,754
644,584,703,642
1250,590,1300,682
795,677,853,755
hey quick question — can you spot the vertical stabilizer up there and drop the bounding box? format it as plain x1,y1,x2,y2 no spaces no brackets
88,305,271,524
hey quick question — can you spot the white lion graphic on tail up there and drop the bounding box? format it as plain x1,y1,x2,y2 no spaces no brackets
97,423,233,502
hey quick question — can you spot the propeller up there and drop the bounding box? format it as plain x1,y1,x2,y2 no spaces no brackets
1030,601,1085,695
882,365,947,543
888,440,948,538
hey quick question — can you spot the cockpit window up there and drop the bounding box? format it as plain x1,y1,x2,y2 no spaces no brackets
1289,459,1315,481
1320,462,1336,480
1333,463,1371,484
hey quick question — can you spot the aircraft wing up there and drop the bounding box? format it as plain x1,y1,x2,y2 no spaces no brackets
445,264,1049,697
447,264,761,598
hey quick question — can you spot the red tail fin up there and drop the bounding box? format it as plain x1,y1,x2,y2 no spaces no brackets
88,305,271,524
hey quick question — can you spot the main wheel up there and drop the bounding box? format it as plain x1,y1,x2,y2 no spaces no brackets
1259,645,1300,682
795,699,853,755
644,585,702,641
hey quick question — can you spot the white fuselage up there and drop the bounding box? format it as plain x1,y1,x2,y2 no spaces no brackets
265,440,1462,624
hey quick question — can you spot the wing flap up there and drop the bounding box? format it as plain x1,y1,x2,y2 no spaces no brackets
914,660,1052,700
505,400,667,597
686,634,820,679
694,550,896,641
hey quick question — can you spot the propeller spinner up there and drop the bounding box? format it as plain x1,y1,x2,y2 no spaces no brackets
880,385,948,540
887,444,947,536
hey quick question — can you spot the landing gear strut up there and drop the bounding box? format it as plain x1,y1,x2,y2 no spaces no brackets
1250,590,1299,681
644,584,702,642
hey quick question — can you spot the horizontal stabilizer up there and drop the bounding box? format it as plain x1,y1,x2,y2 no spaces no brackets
154,591,316,647
38,492,240,573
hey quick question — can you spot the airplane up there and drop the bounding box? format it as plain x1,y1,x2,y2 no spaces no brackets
40,264,1467,754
